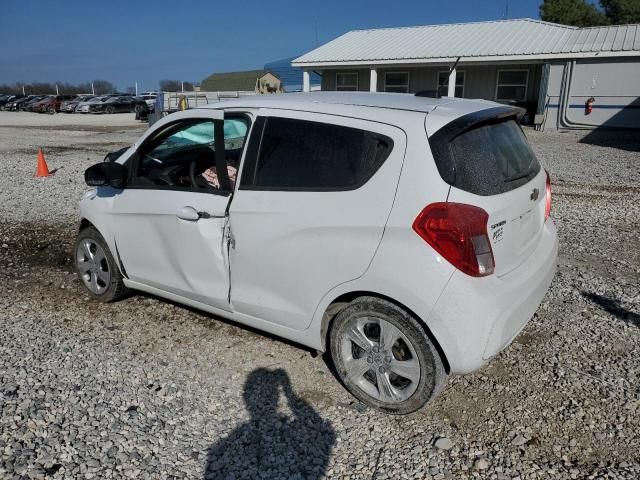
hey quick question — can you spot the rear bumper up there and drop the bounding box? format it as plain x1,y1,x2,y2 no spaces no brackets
428,219,558,374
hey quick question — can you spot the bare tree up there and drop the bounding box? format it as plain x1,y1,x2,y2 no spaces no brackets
0,80,117,96
159,80,194,92
92,80,116,94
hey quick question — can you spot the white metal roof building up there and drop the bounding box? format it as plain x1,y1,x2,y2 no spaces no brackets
293,19,640,130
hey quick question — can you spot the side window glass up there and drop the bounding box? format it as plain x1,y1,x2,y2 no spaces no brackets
221,118,249,188
242,117,392,190
132,118,250,192
224,118,248,149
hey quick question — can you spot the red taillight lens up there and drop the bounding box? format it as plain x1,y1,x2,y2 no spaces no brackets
545,170,552,220
412,202,495,277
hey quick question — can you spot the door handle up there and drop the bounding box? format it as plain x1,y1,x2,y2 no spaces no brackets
177,206,200,221
177,206,226,221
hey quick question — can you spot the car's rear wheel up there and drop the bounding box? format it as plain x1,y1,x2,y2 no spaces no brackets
329,297,447,414
105,105,115,114
74,226,128,302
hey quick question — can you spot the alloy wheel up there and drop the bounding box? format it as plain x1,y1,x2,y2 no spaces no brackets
76,239,111,294
339,316,421,403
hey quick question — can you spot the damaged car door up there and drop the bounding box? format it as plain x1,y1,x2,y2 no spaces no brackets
110,110,236,310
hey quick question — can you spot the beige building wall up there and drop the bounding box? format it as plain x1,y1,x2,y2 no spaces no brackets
257,72,283,93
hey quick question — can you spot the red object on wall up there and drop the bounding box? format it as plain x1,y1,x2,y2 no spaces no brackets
585,97,595,115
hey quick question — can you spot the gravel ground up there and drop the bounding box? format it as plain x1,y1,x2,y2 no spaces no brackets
0,111,142,128
1,112,639,479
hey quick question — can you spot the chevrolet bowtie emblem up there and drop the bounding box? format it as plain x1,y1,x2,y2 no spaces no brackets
530,188,539,201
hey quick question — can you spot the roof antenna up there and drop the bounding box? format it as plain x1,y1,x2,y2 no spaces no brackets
449,56,461,74
415,56,460,98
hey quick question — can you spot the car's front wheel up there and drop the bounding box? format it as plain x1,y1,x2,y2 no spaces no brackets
329,297,447,414
74,226,128,302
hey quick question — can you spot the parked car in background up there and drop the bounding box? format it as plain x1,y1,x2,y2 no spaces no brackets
30,94,77,113
0,94,24,109
76,96,109,113
61,94,94,113
76,92,557,414
88,96,147,114
27,96,53,113
4,95,35,111
19,95,48,111
141,93,157,112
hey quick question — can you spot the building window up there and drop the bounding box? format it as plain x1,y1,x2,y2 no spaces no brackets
336,73,358,91
437,71,465,97
495,70,529,102
384,72,409,93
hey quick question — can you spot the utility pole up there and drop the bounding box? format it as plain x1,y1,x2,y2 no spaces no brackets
22,85,25,95
56,84,59,95
504,0,509,19
135,82,138,96
91,82,95,95
181,81,184,93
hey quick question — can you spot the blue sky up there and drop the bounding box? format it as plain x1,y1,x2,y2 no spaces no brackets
0,0,541,90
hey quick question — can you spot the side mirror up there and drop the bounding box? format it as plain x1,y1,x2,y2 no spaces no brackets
85,162,128,188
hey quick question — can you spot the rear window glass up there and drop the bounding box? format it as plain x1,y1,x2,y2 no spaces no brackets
430,115,540,196
241,117,393,191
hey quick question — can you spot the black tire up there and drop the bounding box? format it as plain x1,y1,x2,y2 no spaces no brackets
105,105,115,114
47,106,55,114
74,226,128,302
329,296,447,414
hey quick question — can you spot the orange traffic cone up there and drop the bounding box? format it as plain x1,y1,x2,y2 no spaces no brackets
35,148,52,177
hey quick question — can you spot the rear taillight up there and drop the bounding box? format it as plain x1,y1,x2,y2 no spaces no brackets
545,170,552,220
412,202,495,277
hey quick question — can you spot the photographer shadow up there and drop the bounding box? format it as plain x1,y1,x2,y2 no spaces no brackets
204,368,336,480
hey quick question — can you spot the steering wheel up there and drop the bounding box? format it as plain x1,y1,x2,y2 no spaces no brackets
148,169,175,186
144,154,176,186
190,160,211,189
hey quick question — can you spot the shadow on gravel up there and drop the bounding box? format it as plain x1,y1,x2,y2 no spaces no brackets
203,368,335,480
582,291,640,327
579,128,640,153
0,222,74,270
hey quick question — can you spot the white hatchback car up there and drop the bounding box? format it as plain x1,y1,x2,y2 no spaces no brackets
76,92,557,414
